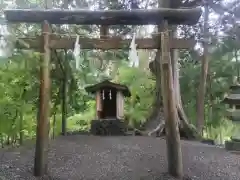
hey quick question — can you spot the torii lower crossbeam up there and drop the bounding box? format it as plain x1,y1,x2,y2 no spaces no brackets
16,37,196,50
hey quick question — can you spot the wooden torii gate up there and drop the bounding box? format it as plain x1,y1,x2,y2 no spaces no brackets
4,7,201,177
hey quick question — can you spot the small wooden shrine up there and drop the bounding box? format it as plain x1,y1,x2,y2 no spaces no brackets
85,80,131,135
223,84,240,151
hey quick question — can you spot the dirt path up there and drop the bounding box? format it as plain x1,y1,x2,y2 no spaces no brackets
0,136,239,180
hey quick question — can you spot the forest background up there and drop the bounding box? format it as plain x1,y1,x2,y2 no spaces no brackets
0,0,239,147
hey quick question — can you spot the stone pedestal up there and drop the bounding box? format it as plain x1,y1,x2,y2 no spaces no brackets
225,122,240,151
225,141,240,151
90,119,126,136
223,84,240,151
231,122,240,140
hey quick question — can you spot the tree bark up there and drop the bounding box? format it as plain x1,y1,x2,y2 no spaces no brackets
61,52,69,136
196,1,209,135
207,74,213,138
19,110,24,145
52,92,59,139
61,77,68,135
147,51,163,122
145,0,167,135
234,48,239,82
146,0,199,139
147,37,199,139
52,110,57,139
0,133,3,148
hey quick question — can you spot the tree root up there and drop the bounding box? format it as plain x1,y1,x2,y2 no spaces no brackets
138,105,200,140
147,48,201,140
147,121,165,136
177,104,201,140
133,123,165,137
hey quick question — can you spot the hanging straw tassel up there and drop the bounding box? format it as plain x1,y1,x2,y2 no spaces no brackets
128,33,139,67
73,35,81,70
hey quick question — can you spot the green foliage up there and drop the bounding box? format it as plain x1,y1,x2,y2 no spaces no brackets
0,33,238,146
67,100,96,132
0,52,40,146
0,0,239,147
69,52,156,130
180,34,238,142
205,119,235,144
116,65,155,128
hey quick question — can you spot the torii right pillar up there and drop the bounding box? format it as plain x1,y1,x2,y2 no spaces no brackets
159,20,183,178
157,4,201,180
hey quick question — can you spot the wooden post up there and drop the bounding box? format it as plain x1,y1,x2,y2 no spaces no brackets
100,25,108,39
61,76,67,135
159,20,183,178
61,51,68,135
96,91,102,119
116,91,124,119
34,20,51,176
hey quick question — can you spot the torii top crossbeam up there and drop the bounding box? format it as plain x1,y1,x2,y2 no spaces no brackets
4,8,201,25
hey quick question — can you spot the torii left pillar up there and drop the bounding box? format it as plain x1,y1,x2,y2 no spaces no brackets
34,20,51,176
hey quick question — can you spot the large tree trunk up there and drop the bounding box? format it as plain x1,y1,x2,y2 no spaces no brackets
196,1,209,135
146,51,165,136
172,26,199,139
145,1,199,139
147,49,199,139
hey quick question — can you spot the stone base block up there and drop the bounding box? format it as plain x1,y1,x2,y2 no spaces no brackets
225,140,240,151
90,119,126,136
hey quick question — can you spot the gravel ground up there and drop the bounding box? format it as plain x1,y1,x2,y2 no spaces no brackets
0,135,240,180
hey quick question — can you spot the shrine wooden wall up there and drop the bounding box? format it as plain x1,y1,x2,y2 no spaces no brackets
116,91,124,119
96,91,102,119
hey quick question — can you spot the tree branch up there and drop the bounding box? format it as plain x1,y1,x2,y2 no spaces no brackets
182,0,202,8
208,0,240,19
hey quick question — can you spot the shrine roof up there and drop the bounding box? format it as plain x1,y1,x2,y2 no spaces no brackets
85,80,131,97
222,84,240,104
223,94,240,104
230,84,240,90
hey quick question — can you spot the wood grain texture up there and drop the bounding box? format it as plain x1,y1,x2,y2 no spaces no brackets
5,8,202,25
